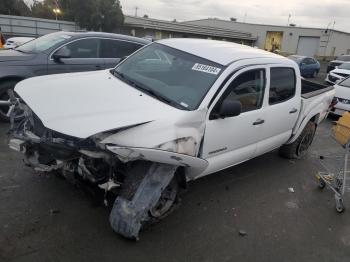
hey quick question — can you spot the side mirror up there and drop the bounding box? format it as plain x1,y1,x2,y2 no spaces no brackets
52,47,71,63
213,100,242,119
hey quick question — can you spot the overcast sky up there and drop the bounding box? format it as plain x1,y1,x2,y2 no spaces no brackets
120,0,349,32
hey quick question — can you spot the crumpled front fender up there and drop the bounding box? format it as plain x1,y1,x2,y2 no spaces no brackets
106,146,208,174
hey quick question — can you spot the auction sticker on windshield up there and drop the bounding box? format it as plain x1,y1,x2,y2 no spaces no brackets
192,63,221,75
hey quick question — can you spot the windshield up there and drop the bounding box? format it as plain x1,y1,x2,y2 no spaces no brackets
338,63,350,70
113,43,224,110
336,55,350,61
16,33,72,53
339,77,350,88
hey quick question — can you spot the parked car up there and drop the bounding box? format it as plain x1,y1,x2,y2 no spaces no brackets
288,55,320,77
326,62,350,85
327,55,350,73
4,37,35,49
8,39,335,240
329,76,350,116
0,31,149,121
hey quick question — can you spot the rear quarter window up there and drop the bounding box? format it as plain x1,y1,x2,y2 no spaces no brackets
269,68,296,104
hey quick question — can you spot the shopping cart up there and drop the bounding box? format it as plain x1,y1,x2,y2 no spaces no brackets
316,113,350,213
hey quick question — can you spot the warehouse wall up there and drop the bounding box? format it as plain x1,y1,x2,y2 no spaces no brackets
185,19,350,57
326,31,350,57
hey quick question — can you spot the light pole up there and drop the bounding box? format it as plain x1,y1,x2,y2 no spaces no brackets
53,8,61,20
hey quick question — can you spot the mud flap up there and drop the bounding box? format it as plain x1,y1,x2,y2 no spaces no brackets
109,163,177,240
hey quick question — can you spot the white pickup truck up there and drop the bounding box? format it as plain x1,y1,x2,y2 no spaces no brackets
8,39,335,240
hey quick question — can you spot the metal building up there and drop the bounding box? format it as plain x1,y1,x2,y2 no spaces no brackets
184,18,350,58
121,15,257,45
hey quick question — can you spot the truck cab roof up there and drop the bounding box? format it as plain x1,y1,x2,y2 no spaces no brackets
158,38,290,66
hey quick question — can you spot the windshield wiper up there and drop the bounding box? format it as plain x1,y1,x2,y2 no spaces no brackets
112,70,187,110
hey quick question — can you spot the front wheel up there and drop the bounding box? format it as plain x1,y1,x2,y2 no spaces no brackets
279,121,316,159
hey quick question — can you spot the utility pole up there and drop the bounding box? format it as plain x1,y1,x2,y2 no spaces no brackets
243,12,247,23
287,14,291,26
135,6,139,17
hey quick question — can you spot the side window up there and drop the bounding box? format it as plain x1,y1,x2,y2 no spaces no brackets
58,38,99,58
269,68,296,104
100,39,142,58
218,69,266,113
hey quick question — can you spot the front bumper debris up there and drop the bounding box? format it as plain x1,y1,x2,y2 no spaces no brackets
109,163,177,240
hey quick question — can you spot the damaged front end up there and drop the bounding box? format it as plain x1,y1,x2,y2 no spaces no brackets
7,94,207,240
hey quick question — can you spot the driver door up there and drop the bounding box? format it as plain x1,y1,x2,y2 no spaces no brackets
201,67,267,176
48,38,105,74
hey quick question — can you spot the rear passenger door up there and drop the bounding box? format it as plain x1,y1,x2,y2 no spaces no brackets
48,38,105,74
255,67,301,156
100,39,143,69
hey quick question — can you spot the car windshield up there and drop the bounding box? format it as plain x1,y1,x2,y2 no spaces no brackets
339,77,350,88
338,63,350,70
16,33,71,53
336,55,350,61
113,43,224,110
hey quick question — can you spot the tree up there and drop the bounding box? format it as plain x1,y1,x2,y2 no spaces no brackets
0,0,31,16
31,0,56,19
33,0,124,32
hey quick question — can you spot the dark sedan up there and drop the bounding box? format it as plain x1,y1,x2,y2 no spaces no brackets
0,31,149,121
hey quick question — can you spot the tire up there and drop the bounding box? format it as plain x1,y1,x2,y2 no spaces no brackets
0,80,21,122
279,121,316,159
118,161,180,226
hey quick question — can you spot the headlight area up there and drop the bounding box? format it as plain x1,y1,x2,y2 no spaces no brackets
7,106,128,203
157,137,198,156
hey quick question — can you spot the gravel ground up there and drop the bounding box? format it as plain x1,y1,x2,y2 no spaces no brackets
2,63,350,262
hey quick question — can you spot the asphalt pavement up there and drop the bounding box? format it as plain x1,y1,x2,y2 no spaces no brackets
1,65,350,261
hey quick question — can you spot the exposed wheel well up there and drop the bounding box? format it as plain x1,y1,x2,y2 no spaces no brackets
310,114,320,125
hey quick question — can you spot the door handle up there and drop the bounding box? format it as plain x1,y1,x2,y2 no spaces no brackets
253,119,265,125
289,108,298,114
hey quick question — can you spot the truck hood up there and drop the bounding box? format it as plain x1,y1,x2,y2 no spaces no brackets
0,49,35,62
15,70,181,138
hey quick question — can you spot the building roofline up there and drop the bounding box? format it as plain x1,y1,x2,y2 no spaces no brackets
124,15,257,41
184,18,350,35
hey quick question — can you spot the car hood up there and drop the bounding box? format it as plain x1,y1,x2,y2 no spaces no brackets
335,84,350,100
332,68,350,75
0,49,35,62
15,70,181,139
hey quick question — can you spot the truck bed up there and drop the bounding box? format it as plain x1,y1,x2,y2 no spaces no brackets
301,79,334,99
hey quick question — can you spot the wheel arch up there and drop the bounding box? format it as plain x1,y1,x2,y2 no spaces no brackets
288,113,320,144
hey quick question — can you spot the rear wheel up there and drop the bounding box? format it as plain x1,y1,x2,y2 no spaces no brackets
0,80,23,122
279,121,316,159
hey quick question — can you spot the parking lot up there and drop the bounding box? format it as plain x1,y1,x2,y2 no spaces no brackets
1,67,350,262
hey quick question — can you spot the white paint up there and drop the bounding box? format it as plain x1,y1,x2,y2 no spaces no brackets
4,37,35,49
